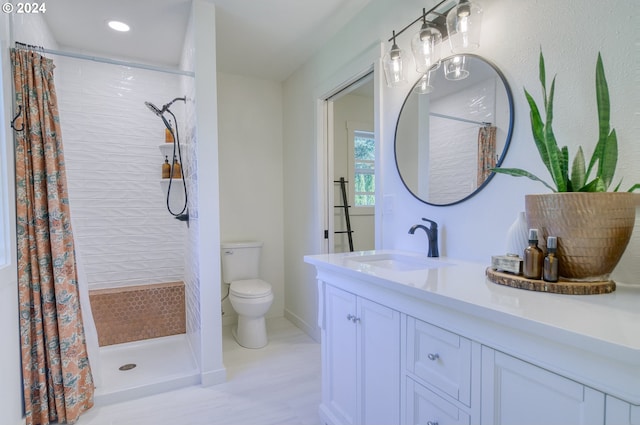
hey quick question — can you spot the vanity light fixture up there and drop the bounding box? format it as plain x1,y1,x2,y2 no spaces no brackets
383,31,408,87
108,20,130,32
446,0,483,53
411,8,442,74
384,0,483,89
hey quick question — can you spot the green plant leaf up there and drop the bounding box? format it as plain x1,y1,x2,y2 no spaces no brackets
538,49,546,105
542,76,567,191
571,146,586,190
579,177,606,192
587,52,612,180
490,167,556,192
599,130,618,190
628,183,640,192
561,146,570,191
524,89,551,169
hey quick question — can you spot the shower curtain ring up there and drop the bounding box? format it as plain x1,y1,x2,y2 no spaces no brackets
11,105,24,132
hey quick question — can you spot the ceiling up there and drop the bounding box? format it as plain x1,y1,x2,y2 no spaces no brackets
42,0,371,81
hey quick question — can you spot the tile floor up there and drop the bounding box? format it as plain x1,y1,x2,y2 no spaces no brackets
79,317,322,425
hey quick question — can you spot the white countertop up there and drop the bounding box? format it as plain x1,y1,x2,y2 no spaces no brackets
305,250,640,358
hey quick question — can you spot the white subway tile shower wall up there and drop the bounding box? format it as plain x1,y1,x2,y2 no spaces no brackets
55,57,186,289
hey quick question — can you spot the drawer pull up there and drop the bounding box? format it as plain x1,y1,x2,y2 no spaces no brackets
427,421,439,425
427,353,440,361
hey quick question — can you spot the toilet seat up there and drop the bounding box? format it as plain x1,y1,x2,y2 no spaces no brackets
230,279,272,299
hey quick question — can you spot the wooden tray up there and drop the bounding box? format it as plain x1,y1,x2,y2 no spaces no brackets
486,267,615,295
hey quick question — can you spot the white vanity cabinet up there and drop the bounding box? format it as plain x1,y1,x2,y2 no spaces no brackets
606,396,640,425
481,347,605,425
321,283,401,425
305,251,640,425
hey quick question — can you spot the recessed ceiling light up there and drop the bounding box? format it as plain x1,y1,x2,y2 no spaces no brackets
108,20,130,32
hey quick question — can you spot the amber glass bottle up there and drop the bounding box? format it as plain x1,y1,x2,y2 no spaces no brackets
172,156,182,179
162,156,171,179
543,236,559,282
523,228,544,279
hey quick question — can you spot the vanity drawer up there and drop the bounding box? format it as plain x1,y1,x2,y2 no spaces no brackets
406,377,470,425
406,317,471,405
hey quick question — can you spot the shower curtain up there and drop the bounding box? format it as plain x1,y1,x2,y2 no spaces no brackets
477,125,497,186
11,48,94,425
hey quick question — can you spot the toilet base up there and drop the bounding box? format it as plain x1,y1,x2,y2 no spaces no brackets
233,315,268,349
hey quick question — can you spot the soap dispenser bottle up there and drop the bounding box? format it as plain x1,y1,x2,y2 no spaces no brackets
543,236,559,282
162,155,170,179
523,228,544,279
171,155,182,179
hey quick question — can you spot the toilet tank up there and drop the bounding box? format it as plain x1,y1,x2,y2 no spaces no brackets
221,241,263,283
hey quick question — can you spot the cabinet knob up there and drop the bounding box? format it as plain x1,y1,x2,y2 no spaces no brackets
346,314,360,323
427,353,439,361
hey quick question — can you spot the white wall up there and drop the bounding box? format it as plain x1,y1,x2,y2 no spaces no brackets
283,0,639,340
217,72,285,324
191,0,225,386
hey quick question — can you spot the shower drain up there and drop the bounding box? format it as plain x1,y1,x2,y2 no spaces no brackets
118,363,137,371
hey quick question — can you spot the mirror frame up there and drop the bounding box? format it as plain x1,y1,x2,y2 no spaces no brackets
394,54,514,206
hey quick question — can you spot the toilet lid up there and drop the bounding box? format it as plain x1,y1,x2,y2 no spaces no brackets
230,279,272,298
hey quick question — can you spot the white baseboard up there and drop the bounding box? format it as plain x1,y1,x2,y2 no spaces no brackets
200,367,226,387
284,308,320,343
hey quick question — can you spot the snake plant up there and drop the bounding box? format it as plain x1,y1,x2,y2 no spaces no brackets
493,50,639,193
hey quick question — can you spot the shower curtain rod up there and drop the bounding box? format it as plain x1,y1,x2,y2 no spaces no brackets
14,42,195,77
429,112,491,127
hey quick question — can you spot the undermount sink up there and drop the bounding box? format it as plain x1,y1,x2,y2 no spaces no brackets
346,253,455,271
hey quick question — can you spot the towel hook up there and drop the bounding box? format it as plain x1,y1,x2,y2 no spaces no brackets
11,105,24,132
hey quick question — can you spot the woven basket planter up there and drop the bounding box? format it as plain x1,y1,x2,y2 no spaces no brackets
525,193,638,281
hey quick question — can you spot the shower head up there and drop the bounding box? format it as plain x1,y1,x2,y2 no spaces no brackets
144,101,163,117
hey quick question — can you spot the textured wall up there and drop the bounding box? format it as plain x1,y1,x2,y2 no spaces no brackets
54,57,187,289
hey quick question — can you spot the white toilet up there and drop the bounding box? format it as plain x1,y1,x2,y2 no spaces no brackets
221,241,274,349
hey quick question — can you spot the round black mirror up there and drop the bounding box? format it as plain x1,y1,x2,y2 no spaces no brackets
394,54,514,206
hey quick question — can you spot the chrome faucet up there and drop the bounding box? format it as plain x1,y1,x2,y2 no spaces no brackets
408,218,439,257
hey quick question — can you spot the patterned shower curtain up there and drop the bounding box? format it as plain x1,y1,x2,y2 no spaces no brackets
477,125,497,186
11,48,94,425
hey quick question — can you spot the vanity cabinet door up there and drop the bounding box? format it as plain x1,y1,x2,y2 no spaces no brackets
481,347,605,425
324,284,358,425
358,297,401,425
606,396,640,425
322,284,401,425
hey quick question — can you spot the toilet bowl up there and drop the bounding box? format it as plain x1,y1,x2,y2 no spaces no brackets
229,279,273,349
221,241,274,349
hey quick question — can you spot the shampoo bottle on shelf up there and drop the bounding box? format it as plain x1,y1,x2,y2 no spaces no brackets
162,155,171,179
172,156,182,179
523,228,544,279
543,236,559,282
165,128,174,143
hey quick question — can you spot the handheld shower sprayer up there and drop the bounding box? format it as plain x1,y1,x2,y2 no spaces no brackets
145,96,189,223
